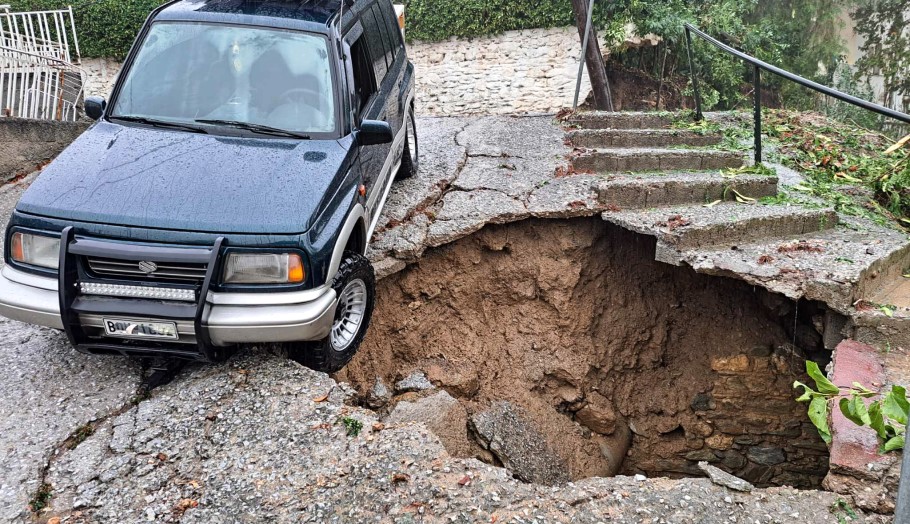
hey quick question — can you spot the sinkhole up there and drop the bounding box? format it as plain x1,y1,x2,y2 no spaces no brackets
338,217,832,488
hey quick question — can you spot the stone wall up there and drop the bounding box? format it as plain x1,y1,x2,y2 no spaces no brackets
0,118,89,182
81,58,121,99
81,26,597,115
409,27,599,115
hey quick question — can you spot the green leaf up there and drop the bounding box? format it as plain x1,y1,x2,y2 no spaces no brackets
794,380,819,402
839,396,872,426
882,435,904,452
808,395,832,444
868,402,889,439
882,386,909,426
806,361,840,396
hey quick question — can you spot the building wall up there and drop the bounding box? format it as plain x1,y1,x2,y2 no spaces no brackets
81,26,598,116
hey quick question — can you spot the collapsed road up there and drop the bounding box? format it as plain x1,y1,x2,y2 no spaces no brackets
0,113,903,522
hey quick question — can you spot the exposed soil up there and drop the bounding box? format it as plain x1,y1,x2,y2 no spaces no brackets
339,218,831,489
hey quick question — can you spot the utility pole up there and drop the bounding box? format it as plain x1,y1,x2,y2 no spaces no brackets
570,0,613,111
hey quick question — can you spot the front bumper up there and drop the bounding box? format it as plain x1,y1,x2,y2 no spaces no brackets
0,264,337,351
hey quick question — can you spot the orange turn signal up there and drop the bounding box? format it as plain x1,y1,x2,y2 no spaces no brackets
288,254,305,283
10,232,24,263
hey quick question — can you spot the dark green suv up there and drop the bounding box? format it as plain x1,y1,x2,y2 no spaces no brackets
0,0,417,372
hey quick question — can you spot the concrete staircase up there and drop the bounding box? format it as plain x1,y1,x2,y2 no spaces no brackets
564,111,910,323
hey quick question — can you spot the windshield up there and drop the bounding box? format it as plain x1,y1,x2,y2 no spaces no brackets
111,22,336,135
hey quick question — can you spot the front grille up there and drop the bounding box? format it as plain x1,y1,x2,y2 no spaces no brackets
86,256,208,283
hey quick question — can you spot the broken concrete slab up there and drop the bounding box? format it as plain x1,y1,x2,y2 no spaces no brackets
386,390,475,458
370,213,430,261
603,202,838,252
670,216,910,313
379,116,470,229
426,189,529,247
471,401,571,485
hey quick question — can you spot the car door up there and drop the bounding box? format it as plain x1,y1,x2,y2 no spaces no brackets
345,23,380,196
356,6,393,216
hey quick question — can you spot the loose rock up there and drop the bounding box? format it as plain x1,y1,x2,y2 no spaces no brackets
699,461,755,492
395,371,434,393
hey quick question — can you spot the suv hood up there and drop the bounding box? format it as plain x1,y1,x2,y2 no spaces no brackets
17,122,352,234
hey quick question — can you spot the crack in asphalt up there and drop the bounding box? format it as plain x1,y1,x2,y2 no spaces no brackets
28,383,148,516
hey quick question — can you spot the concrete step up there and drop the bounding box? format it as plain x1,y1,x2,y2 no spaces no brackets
668,219,908,312
602,202,838,252
858,241,910,310
573,148,746,173
567,129,723,149
596,172,778,210
565,111,676,130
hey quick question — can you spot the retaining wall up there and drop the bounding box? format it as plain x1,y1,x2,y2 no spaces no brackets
0,118,90,182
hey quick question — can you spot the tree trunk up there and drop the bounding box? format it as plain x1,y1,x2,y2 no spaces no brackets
571,0,612,111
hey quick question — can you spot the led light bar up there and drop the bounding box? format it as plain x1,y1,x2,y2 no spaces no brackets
79,282,196,302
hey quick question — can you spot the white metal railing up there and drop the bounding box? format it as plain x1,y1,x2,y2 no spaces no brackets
0,5,84,121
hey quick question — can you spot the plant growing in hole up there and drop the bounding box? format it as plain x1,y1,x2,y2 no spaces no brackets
340,416,363,437
28,483,52,512
794,361,908,452
831,498,858,524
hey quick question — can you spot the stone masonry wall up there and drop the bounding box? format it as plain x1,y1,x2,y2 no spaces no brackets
0,118,89,182
81,57,121,100
408,27,600,115
81,26,598,115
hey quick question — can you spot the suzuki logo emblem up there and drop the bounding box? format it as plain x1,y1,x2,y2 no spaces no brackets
138,261,158,274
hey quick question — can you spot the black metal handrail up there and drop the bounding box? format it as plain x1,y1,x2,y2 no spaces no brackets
683,23,910,163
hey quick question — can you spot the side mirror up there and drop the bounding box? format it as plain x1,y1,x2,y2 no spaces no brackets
85,96,106,120
357,120,394,146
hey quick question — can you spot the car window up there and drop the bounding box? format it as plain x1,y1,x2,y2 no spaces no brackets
111,22,336,134
371,4,394,71
378,1,403,60
349,35,376,116
360,8,387,82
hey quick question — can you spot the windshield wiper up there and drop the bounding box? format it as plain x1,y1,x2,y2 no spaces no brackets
194,119,311,139
110,115,208,134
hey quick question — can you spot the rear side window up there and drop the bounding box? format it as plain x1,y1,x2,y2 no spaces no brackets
378,1,403,57
371,4,394,70
360,9,387,83
350,36,376,115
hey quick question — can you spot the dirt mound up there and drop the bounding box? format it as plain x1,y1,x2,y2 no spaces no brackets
339,218,829,488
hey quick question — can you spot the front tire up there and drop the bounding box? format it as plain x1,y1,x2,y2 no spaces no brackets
287,252,375,373
395,105,418,181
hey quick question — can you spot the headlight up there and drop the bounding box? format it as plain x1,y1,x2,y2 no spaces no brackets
222,253,304,284
10,231,60,270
